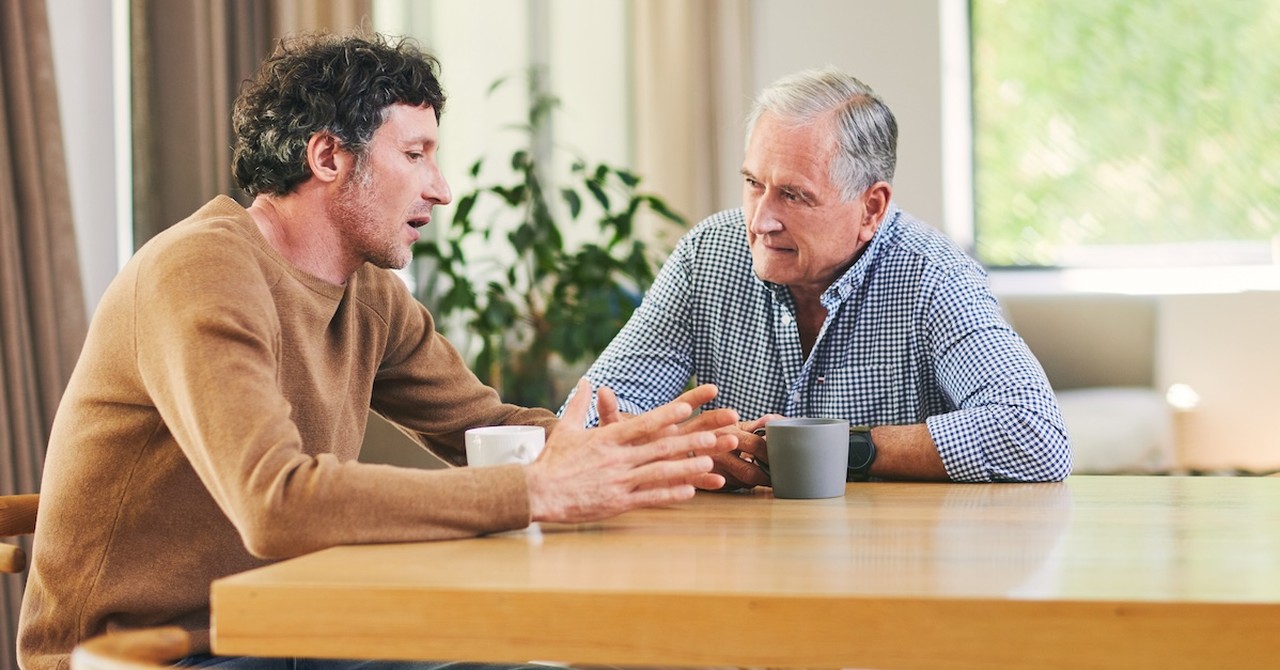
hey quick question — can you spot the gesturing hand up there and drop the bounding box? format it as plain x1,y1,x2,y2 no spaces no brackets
526,380,740,523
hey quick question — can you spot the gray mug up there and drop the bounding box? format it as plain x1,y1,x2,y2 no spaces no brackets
765,418,850,499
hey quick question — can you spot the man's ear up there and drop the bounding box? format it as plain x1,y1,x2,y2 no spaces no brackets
305,132,349,184
859,181,893,242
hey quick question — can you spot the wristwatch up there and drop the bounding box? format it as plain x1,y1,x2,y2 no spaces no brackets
847,425,877,481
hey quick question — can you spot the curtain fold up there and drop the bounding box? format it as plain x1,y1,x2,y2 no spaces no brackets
129,0,275,247
0,2,373,666
0,0,87,667
129,0,372,248
631,0,752,247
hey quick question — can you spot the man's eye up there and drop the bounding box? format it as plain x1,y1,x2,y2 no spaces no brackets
406,152,424,161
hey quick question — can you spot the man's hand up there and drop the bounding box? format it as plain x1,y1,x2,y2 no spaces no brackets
704,414,784,490
526,380,740,523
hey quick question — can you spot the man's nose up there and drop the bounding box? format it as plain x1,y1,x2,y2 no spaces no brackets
424,167,452,206
748,199,783,234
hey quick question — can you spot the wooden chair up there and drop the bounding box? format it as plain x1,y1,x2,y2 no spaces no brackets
70,626,197,670
1,495,197,668
0,493,39,573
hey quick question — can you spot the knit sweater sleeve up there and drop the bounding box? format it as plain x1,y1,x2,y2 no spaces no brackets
360,269,558,466
132,221,539,559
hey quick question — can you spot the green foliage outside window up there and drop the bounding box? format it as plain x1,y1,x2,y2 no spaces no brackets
972,0,1280,267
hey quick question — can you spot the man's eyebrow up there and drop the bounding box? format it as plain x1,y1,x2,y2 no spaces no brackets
742,168,818,204
401,134,438,148
783,185,819,205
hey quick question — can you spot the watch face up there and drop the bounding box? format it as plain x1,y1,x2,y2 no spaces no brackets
847,431,876,479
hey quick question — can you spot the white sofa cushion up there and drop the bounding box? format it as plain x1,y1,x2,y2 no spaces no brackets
1057,387,1176,474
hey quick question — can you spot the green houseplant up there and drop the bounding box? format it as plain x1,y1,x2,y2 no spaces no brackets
413,72,685,408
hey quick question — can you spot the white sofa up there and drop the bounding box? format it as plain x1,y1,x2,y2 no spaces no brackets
1001,294,1178,474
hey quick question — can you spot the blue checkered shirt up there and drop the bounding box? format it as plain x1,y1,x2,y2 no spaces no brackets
568,206,1071,482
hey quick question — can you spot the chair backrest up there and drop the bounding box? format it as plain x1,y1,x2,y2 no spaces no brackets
0,494,39,573
69,627,195,670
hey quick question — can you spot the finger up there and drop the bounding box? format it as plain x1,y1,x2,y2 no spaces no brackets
673,383,719,406
732,426,769,458
597,385,622,426
615,483,700,510
681,407,741,434
632,431,725,464
626,455,718,490
692,472,728,491
618,432,735,484
599,397,698,444
714,450,770,489
559,379,592,430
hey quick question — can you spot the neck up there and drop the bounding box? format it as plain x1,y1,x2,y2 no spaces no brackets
248,192,355,285
790,289,827,360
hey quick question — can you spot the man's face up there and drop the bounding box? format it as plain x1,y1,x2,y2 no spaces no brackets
742,111,880,296
330,103,451,270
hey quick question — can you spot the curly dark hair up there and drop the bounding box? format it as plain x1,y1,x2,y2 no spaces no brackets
231,32,446,197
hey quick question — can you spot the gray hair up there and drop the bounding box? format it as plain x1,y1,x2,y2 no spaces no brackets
744,67,898,201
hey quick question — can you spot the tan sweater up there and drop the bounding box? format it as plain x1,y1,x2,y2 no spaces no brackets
18,196,557,670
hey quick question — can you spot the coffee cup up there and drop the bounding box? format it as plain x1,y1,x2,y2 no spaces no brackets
464,425,546,467
764,418,849,499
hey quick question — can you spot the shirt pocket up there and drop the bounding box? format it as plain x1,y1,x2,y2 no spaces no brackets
813,363,906,424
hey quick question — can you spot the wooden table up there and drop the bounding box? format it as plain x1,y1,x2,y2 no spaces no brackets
211,476,1280,669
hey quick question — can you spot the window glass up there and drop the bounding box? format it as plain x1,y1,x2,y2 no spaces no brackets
972,0,1280,268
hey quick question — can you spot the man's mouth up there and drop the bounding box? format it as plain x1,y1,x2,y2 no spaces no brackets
757,239,795,253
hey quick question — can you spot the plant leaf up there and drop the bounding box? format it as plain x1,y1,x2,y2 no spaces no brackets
452,193,477,226
643,195,686,225
586,179,609,211
561,188,582,218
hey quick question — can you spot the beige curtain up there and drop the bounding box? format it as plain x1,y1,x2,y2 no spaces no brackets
0,1,371,665
631,0,752,249
0,0,87,667
130,0,373,248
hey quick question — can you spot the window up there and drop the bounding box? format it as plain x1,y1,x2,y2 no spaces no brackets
971,0,1280,269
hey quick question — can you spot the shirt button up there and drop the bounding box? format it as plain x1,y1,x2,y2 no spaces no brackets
782,314,794,325
790,391,800,402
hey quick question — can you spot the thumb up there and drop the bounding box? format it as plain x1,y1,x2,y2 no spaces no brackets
559,378,592,430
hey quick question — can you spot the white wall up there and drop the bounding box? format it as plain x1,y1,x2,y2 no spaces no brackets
46,0,122,315
1158,293,1280,471
749,0,945,229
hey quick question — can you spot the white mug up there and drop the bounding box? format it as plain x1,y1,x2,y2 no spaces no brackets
464,425,546,467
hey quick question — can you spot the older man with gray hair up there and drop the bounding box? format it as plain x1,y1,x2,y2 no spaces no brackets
569,67,1071,488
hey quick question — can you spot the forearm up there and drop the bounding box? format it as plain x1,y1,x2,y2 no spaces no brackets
866,423,950,481
229,455,532,558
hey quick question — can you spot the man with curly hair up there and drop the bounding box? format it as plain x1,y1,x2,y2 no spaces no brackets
17,33,738,670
